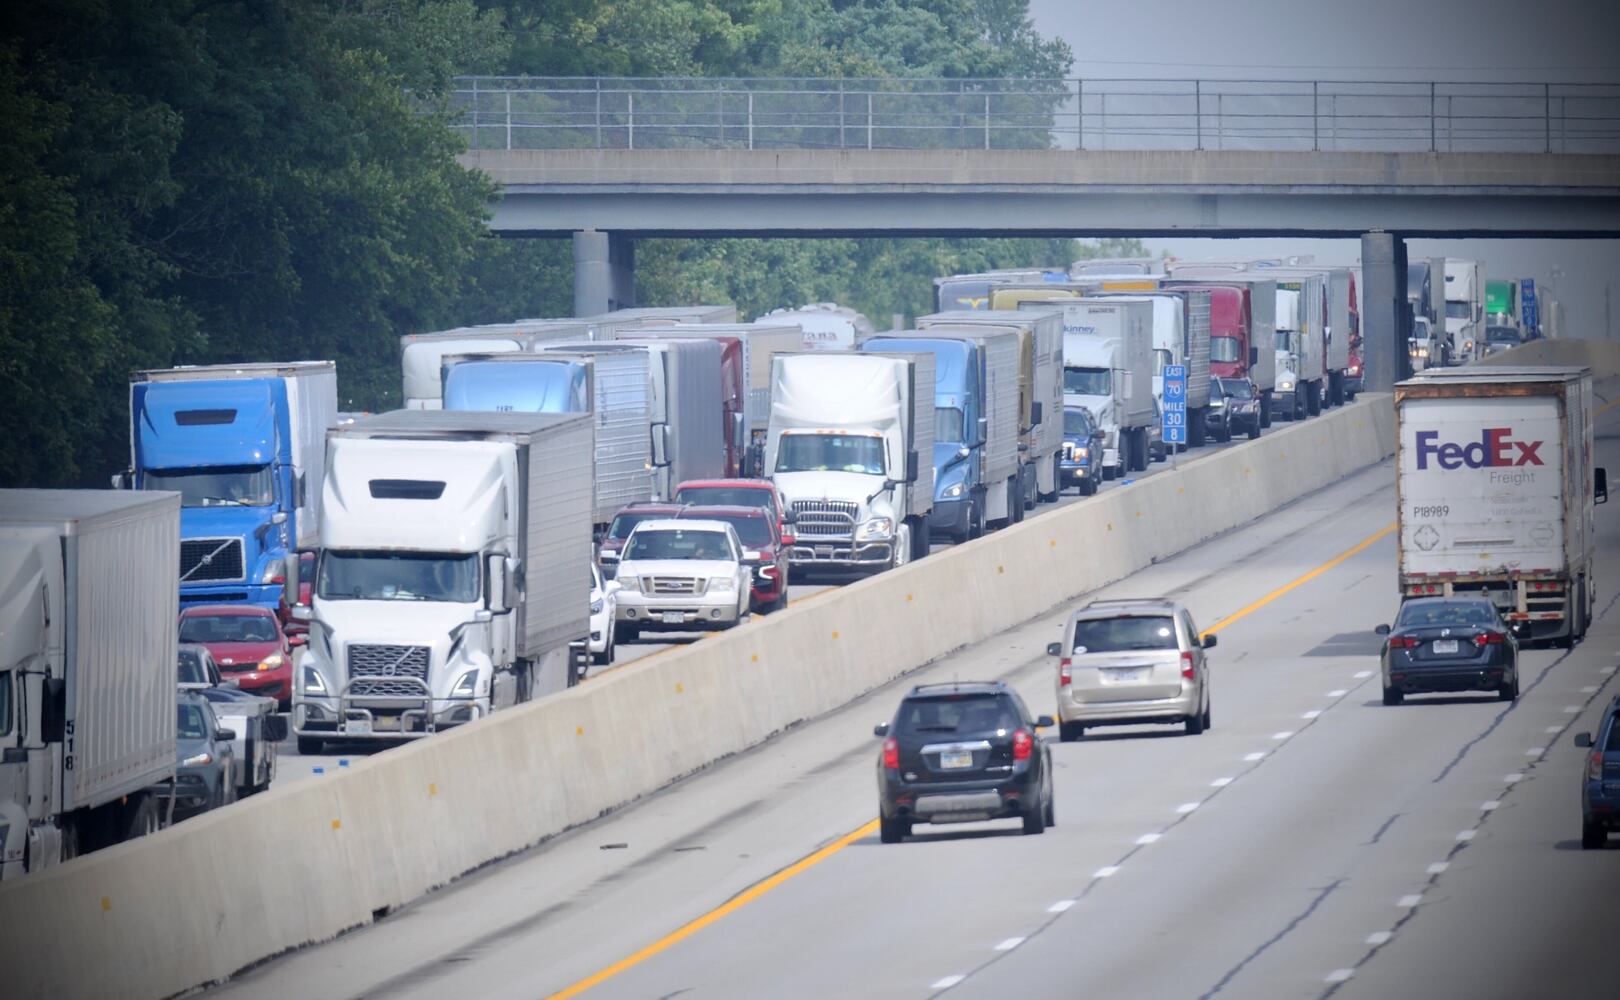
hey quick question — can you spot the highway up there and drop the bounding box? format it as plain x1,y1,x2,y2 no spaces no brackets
207,401,1620,1000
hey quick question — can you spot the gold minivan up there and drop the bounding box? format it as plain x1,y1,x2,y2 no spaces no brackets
1045,598,1214,741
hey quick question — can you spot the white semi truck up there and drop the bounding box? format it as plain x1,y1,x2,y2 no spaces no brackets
0,490,181,879
1396,366,1607,648
1054,299,1156,477
766,352,935,574
293,411,594,752
1444,259,1486,363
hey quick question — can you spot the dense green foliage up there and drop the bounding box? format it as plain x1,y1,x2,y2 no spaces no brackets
0,1,1125,487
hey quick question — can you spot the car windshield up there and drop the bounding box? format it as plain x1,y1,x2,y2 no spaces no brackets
692,514,772,547
177,703,209,740
895,694,1022,735
1396,602,1497,628
625,529,732,561
1209,336,1241,363
1063,409,1092,435
1487,326,1521,343
1065,368,1110,395
607,511,667,540
775,434,886,475
1223,379,1255,399
143,464,274,507
675,487,776,518
1072,615,1178,652
177,649,207,685
179,614,277,644
935,406,965,443
317,550,479,602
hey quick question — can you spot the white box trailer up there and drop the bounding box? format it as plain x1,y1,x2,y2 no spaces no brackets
1395,366,1604,646
758,304,876,350
0,490,180,877
598,338,727,498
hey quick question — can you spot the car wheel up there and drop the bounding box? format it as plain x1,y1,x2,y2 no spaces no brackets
1059,720,1084,742
1043,787,1056,828
593,629,613,666
296,735,325,756
1022,798,1046,835
615,621,639,644
1582,819,1607,850
1247,421,1260,440
1499,673,1520,701
1201,696,1212,732
1184,709,1205,736
1382,685,1404,707
879,814,910,844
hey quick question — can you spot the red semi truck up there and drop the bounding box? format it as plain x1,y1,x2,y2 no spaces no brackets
1163,283,1278,428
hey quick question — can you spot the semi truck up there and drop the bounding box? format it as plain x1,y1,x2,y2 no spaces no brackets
126,362,336,611
1092,291,1214,447
766,352,935,574
0,490,181,878
400,321,593,409
292,411,594,752
1164,278,1278,428
1444,259,1486,363
1265,275,1328,420
860,329,1022,542
440,352,654,528
1395,366,1606,648
916,308,1065,508
932,268,1067,312
1048,299,1155,477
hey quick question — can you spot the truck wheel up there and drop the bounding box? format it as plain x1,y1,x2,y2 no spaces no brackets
122,795,162,841
879,814,910,844
1190,413,1207,447
1582,819,1607,849
1308,383,1322,415
967,493,985,540
1009,476,1025,523
1260,395,1273,428
911,518,931,560
297,735,326,756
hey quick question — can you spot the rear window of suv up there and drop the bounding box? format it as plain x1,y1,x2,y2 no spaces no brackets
895,694,1022,736
1072,615,1178,653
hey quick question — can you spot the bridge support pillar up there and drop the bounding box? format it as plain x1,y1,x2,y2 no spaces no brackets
573,229,635,317
1360,231,1410,393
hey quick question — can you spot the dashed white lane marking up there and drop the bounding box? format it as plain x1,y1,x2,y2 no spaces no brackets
1504,772,1525,783
1427,862,1450,875
1601,665,1617,675
1272,731,1295,740
1581,685,1600,694
1176,802,1201,814
1244,752,1267,762
1366,931,1394,946
1398,894,1423,908
1354,670,1374,679
1327,689,1348,698
1456,829,1477,842
1482,800,1500,811
1325,969,1355,984
994,937,1025,952
1094,866,1120,879
1546,726,1565,734
1527,747,1547,757
1565,706,1584,713
931,975,965,989
1048,900,1075,913
1210,777,1234,787
1136,833,1161,845
1302,709,1323,720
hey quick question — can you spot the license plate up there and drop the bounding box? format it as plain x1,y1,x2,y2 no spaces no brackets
815,545,833,558
662,611,685,625
1105,666,1150,683
344,716,372,736
1432,639,1459,654
940,750,974,769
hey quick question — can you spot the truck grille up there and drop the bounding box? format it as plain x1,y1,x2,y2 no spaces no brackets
647,576,700,595
791,500,858,539
347,644,431,698
180,537,245,583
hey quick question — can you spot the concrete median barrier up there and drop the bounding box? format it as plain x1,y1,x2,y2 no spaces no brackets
2,397,1397,999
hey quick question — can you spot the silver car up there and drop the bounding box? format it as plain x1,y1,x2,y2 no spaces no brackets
1045,598,1214,741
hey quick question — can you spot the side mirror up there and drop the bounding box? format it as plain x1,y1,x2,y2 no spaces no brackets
288,633,308,648
42,677,67,744
216,728,238,744
1046,642,1063,656
111,471,132,490
1201,634,1217,649
1035,715,1055,729
487,553,508,613
1249,346,1259,366
1596,467,1607,505
1574,732,1593,748
1509,621,1528,637
1374,623,1391,635
1030,401,1043,426
731,411,746,449
905,451,919,483
291,604,312,623
474,608,494,624
605,580,622,596
282,552,299,609
873,723,889,738
784,510,798,525
271,511,288,526
651,424,672,467
976,417,989,447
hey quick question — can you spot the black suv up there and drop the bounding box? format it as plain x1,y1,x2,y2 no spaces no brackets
1574,693,1620,849
874,681,1054,843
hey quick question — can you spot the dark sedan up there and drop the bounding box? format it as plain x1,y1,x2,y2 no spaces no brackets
1375,597,1520,705
151,691,237,818
1574,694,1620,849
875,681,1054,843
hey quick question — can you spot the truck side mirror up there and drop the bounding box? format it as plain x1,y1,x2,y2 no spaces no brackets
111,471,132,490
296,471,308,508
42,677,66,744
1597,468,1608,505
1030,402,1043,426
651,424,671,467
1575,732,1593,748
1249,346,1259,366
731,411,746,449
905,451,919,483
282,552,299,609
487,554,508,613
977,417,989,447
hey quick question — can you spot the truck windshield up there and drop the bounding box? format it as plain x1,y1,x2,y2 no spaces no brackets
317,551,480,602
1274,331,1292,351
1210,336,1241,363
1064,368,1110,395
1445,301,1471,319
144,465,274,507
775,434,886,475
624,529,732,561
935,407,965,443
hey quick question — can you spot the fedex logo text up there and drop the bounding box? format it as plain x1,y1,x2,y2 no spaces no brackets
1414,428,1544,471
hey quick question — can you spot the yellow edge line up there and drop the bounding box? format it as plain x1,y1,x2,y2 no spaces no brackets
1203,522,1396,637
548,819,881,999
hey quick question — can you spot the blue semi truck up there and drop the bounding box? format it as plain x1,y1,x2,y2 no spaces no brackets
124,362,337,610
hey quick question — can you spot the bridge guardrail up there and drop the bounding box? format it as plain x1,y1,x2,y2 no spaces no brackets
438,77,1620,154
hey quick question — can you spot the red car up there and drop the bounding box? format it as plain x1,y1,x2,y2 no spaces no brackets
177,603,301,708
674,479,796,547
597,502,687,580
676,504,790,612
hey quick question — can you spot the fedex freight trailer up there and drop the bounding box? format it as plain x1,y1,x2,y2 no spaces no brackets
1395,367,1607,647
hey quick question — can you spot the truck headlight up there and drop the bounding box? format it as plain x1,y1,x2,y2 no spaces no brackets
183,752,214,767
452,670,479,696
1279,380,1295,391
303,664,327,695
707,575,737,594
941,481,965,499
856,517,893,541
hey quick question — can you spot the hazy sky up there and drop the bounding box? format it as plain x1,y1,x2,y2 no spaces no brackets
1026,0,1620,336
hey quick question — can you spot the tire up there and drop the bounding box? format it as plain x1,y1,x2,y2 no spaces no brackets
296,735,326,756
1059,720,1084,742
592,628,613,666
1039,454,1061,504
1082,477,1098,497
1184,708,1205,736
1499,672,1520,702
1218,418,1232,443
1022,799,1046,835
1260,395,1273,428
615,621,639,645
1043,787,1056,828
1201,697,1212,732
1382,685,1404,707
121,795,162,841
1582,819,1607,850
1247,421,1260,441
879,814,910,844
1007,477,1023,525
1190,414,1208,447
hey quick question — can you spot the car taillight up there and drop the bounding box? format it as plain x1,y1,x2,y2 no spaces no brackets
1590,751,1605,781
882,738,899,770
1473,631,1505,647
1012,729,1033,761
1388,636,1421,649
1059,658,1072,686
1180,651,1196,680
